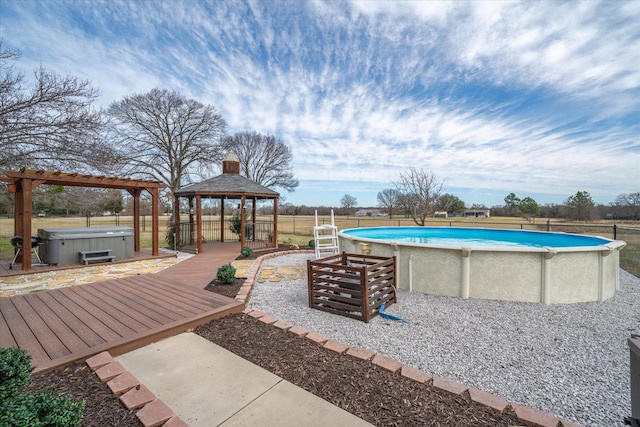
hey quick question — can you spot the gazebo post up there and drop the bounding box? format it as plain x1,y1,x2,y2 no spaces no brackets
188,197,195,247
252,197,257,243
196,195,203,254
273,197,279,249
220,197,225,242
173,194,181,249
240,196,246,249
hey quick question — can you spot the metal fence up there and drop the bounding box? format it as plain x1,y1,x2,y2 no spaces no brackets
177,220,275,251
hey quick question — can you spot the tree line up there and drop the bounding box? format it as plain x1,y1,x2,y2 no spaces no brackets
336,173,639,224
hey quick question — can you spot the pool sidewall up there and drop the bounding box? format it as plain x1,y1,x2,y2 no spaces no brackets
338,227,625,304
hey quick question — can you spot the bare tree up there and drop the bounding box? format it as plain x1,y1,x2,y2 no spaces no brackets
394,168,445,226
340,194,357,218
218,131,298,192
377,188,399,218
107,88,226,194
614,192,640,220
0,43,110,171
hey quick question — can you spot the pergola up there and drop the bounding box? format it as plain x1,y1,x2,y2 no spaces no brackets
1,168,167,270
173,153,279,254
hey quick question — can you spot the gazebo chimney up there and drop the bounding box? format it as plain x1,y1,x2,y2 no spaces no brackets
222,152,240,174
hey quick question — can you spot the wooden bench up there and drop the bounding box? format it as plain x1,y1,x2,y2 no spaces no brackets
80,249,115,265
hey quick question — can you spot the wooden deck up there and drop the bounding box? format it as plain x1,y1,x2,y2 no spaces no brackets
0,243,245,374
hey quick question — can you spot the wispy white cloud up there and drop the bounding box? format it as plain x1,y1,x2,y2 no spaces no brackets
1,0,638,206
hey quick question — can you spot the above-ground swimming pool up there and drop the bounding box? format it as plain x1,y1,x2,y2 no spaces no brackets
339,227,626,304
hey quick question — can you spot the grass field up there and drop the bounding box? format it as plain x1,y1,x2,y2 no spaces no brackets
1,214,638,275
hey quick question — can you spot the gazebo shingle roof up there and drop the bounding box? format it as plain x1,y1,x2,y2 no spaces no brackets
174,173,279,198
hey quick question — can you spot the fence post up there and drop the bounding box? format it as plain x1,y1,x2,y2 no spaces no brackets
293,216,296,234
546,219,551,232
614,224,617,240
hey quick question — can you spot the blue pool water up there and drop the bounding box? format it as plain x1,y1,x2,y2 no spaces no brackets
340,227,611,249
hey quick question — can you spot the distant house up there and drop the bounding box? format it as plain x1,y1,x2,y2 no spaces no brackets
434,211,448,218
356,209,385,217
464,209,490,218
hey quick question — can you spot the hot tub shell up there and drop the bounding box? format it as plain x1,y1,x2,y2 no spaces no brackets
339,227,626,304
38,226,134,266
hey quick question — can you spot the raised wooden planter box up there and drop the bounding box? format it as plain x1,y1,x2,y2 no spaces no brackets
307,253,397,323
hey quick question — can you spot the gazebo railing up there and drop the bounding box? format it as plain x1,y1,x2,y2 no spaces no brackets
177,220,275,250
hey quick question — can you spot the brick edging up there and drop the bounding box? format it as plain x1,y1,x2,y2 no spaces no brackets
86,352,188,427
239,250,579,427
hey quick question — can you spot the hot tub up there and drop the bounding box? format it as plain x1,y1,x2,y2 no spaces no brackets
38,226,134,266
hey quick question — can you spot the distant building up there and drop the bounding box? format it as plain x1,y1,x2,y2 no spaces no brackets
464,209,490,218
356,209,386,217
434,211,448,218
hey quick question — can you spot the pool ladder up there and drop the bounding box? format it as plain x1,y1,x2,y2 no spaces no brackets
314,209,340,259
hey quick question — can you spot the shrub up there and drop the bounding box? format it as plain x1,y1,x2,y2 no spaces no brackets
0,347,85,427
216,264,236,284
164,224,175,249
0,347,33,401
308,239,315,248
0,390,85,427
240,246,252,257
229,213,253,240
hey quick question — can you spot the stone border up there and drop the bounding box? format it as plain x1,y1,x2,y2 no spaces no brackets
239,251,582,427
86,352,188,427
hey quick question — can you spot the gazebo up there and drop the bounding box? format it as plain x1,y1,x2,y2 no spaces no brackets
1,168,167,271
173,153,279,254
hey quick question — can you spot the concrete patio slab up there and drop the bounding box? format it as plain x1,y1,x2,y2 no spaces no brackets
116,333,372,427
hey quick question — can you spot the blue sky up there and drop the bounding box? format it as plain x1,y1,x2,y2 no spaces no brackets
2,0,639,208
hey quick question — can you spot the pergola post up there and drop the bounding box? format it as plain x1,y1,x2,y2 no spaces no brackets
151,187,160,256
131,189,142,252
18,179,33,269
13,181,24,264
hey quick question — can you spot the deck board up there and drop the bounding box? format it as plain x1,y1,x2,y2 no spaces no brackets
23,293,91,353
0,298,51,364
58,286,138,337
113,279,202,318
0,307,18,348
35,292,106,347
10,297,71,360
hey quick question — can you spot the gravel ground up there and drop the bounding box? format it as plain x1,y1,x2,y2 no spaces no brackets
247,253,640,427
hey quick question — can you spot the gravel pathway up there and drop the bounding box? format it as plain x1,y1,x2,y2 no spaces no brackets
247,253,640,427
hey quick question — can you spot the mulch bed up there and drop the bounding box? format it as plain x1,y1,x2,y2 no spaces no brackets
25,363,142,427
23,246,525,426
194,313,524,426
